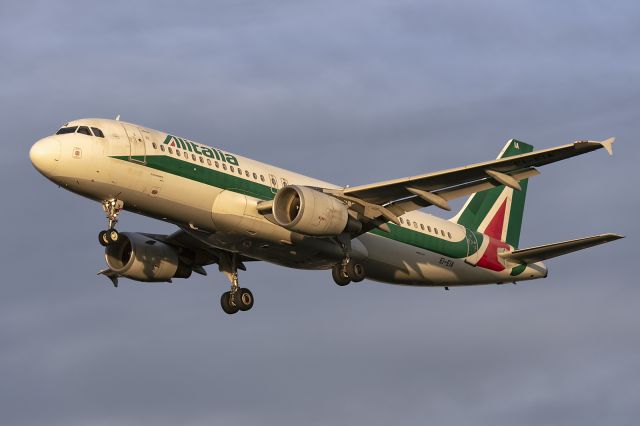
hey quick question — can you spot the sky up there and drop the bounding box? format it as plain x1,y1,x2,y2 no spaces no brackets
1,0,638,424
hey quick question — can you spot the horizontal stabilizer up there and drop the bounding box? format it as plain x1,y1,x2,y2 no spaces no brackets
499,233,623,264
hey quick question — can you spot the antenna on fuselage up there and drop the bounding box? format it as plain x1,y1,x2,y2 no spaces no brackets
115,114,120,121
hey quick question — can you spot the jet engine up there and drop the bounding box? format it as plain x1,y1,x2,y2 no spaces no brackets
273,185,350,236
104,232,192,282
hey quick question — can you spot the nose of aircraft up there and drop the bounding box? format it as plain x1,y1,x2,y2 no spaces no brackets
30,137,61,176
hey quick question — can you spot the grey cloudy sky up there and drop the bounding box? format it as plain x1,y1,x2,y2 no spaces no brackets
1,1,638,425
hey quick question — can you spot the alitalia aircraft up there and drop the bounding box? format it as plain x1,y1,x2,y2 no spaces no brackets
30,118,622,314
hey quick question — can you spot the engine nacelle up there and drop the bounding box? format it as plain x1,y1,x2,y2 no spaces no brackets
273,185,349,236
104,233,192,282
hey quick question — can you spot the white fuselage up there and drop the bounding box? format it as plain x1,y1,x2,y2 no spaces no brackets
30,118,547,286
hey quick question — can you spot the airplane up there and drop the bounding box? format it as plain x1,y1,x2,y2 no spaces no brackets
29,118,623,314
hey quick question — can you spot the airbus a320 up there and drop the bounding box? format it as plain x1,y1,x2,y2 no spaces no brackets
29,118,623,314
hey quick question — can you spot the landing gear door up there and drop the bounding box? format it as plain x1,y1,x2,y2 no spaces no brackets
122,124,146,164
465,228,481,266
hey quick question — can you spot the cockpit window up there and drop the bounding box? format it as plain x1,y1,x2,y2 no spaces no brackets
77,126,92,136
56,126,78,135
91,127,105,138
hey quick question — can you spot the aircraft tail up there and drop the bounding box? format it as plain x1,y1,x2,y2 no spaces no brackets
451,139,534,248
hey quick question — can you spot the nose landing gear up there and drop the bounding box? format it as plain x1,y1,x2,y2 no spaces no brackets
98,199,124,247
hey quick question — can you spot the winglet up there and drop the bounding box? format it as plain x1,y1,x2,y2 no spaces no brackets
600,137,615,156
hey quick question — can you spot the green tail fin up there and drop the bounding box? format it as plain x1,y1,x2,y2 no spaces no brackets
452,139,534,248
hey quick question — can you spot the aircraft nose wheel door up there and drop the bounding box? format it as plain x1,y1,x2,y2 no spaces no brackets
122,124,146,164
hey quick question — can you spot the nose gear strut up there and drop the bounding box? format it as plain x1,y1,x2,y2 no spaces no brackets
98,199,124,246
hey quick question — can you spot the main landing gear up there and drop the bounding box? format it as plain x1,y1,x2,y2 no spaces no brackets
98,199,124,247
218,253,254,315
332,258,366,286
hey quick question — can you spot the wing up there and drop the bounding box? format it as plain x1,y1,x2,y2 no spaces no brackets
142,227,258,270
326,138,614,222
98,228,260,287
98,227,256,287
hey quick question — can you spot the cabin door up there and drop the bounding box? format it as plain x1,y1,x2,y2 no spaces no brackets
122,124,146,164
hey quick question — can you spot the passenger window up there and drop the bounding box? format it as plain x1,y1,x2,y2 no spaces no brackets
441,230,445,237
420,224,425,230
192,154,196,161
447,232,452,239
406,220,411,226
199,156,204,163
238,168,242,175
91,127,104,138
434,228,439,235
56,126,78,135
399,218,404,224
245,170,250,177
152,143,157,149
215,161,219,168
414,222,418,229
260,175,265,182
168,147,173,154
176,150,181,157
230,166,235,172
77,126,92,136
223,164,227,170
160,145,165,152
253,172,257,179
427,226,432,232
207,159,211,165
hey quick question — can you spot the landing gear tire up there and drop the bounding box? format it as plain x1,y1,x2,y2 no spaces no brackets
332,265,351,286
346,261,366,282
98,229,120,246
108,229,119,244
99,230,110,247
220,291,239,315
236,288,254,311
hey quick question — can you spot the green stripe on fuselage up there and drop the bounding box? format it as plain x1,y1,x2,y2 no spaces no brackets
111,155,473,259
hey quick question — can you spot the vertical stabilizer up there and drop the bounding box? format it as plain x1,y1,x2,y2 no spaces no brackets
451,139,534,248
